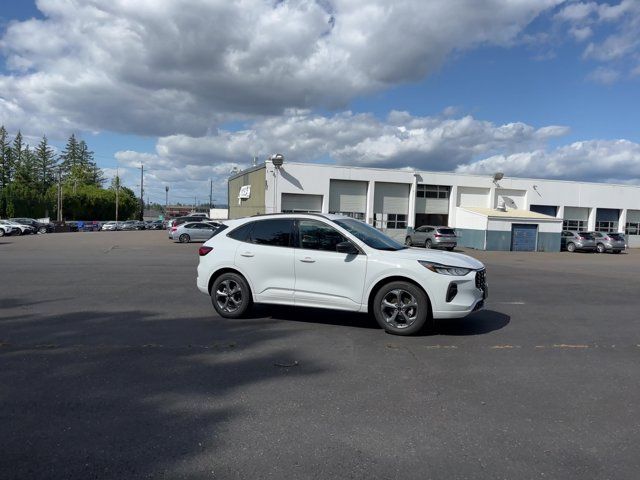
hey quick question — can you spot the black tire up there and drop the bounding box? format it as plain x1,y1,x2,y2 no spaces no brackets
372,281,432,336
38,226,47,234
211,272,252,318
425,239,432,249
567,242,576,253
179,233,190,243
15,229,22,236
446,247,454,251
0,229,4,237
405,236,413,247
596,243,605,254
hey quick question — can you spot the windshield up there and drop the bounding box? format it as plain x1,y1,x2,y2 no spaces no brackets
334,219,407,251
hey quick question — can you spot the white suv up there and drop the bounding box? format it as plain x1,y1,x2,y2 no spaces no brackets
197,214,487,336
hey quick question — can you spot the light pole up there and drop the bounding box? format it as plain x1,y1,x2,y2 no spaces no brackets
271,154,284,213
165,185,169,212
139,164,144,221
115,168,119,225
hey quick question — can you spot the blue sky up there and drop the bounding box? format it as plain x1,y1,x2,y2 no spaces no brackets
1,0,639,204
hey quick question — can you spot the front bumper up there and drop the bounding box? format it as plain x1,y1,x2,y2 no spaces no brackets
432,269,487,319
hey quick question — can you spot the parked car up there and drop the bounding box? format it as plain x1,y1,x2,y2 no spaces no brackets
197,214,487,336
0,219,35,235
121,220,146,230
170,221,224,243
145,220,165,230
560,230,596,252
405,225,457,251
0,222,18,236
586,231,626,254
101,221,123,231
10,218,54,234
170,216,211,229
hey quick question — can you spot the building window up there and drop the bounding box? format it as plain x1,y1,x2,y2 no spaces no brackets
329,211,365,221
562,220,587,231
626,223,640,235
596,221,618,233
417,185,450,199
374,213,407,229
281,209,321,213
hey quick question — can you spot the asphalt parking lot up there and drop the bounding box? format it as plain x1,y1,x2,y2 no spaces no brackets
2,232,640,479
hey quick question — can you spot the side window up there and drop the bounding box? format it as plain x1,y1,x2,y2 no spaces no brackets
416,226,426,233
298,219,347,252
426,227,434,233
249,219,293,247
227,222,254,242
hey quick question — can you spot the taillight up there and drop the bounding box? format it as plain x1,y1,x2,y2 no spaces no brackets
434,234,442,238
199,246,213,256
171,226,177,232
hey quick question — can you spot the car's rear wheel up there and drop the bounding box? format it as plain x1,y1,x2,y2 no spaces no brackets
567,242,576,252
405,236,413,246
0,229,4,237
211,273,252,318
38,226,47,234
596,243,605,253
446,247,454,251
425,239,432,249
179,233,190,243
373,281,432,336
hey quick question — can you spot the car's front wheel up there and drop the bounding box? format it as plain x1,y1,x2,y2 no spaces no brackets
211,273,252,318
0,229,4,237
596,243,605,253
178,233,190,243
405,236,413,247
567,242,576,252
425,239,432,249
373,281,432,336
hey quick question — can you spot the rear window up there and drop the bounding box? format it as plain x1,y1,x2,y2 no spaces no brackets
578,232,594,239
608,233,624,240
437,228,456,235
249,219,293,247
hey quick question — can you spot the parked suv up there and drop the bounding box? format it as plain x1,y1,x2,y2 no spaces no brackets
11,218,54,234
405,226,457,251
560,231,596,252
197,214,487,336
587,231,626,254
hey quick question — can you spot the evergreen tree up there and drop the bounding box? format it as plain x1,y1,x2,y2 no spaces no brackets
0,126,11,217
59,133,80,179
34,135,58,196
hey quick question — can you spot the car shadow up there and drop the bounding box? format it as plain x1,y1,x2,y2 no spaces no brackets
436,310,510,336
246,305,510,336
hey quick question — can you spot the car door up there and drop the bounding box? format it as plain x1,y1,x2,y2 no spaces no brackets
192,224,211,240
413,226,427,245
293,218,367,311
233,219,296,304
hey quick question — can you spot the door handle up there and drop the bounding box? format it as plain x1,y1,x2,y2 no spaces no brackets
299,257,315,263
240,252,255,257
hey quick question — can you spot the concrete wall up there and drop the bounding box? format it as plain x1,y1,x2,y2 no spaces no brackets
486,231,512,251
228,166,266,219
538,232,561,252
456,229,486,249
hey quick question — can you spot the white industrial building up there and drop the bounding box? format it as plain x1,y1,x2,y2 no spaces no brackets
228,160,640,251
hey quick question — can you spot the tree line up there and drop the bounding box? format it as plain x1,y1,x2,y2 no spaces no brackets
0,126,139,220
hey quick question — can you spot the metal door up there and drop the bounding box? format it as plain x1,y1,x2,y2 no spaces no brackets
511,224,538,251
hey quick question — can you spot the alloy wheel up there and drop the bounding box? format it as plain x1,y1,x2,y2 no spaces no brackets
380,289,419,330
216,279,243,313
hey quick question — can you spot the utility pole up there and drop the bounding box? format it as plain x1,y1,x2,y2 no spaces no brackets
209,179,213,209
165,185,169,212
56,168,63,222
115,169,119,224
139,164,144,221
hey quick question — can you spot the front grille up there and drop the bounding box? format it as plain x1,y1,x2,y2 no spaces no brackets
475,269,487,290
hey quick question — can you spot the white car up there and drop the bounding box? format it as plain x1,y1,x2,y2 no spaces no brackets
0,220,34,235
101,221,121,231
197,214,487,336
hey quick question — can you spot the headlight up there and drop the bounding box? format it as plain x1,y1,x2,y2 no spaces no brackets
419,261,471,276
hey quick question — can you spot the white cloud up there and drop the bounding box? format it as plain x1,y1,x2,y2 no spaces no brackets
587,66,620,84
110,110,575,202
0,0,563,137
455,139,640,184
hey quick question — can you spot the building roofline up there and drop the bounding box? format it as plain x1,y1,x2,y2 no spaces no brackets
277,161,640,190
229,163,266,182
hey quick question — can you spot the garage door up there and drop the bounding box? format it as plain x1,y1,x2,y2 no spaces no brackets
329,180,367,216
281,193,322,213
511,224,538,251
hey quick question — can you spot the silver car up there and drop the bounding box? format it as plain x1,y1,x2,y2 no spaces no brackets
170,222,221,243
560,230,596,252
405,225,457,251
587,231,626,254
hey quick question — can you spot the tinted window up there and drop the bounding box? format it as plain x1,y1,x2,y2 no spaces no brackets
438,228,456,235
227,222,254,241
415,226,426,232
184,223,198,228
609,233,624,240
298,220,347,251
334,219,406,251
249,219,293,247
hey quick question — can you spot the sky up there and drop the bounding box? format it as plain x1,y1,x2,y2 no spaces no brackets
1,0,639,205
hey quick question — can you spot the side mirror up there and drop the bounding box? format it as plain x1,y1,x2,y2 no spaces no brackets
336,241,359,255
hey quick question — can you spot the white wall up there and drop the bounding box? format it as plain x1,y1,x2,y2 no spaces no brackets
487,218,561,233
262,161,640,240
